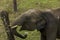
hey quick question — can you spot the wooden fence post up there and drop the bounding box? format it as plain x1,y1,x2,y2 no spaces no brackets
0,11,15,40
13,0,17,12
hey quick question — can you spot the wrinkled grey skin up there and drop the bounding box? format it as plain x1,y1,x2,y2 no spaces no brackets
11,9,59,40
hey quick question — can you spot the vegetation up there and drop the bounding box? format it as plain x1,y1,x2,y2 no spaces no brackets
0,0,60,40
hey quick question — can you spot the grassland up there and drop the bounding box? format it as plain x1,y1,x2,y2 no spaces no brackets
0,0,60,40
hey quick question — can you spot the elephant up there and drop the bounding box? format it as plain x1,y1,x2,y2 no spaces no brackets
11,9,59,40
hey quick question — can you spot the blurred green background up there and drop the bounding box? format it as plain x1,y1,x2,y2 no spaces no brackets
0,0,60,40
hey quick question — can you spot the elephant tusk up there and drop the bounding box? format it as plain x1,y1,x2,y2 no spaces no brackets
11,25,18,29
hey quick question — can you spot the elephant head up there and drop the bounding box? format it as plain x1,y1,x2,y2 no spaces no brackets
11,9,46,39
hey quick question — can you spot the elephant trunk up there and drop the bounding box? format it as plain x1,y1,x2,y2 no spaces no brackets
11,27,27,39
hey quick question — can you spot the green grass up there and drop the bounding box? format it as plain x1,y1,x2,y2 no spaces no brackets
0,0,60,40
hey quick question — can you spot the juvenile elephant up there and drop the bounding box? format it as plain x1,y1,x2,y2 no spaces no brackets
11,9,59,40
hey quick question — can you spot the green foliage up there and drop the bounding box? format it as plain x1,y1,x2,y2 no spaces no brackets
0,0,60,40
